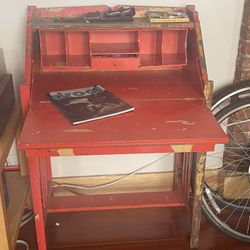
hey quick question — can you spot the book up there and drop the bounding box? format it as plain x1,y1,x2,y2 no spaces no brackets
48,85,134,125
146,11,190,23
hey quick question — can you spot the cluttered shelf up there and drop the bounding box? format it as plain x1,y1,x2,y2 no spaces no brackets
31,5,194,30
32,17,194,30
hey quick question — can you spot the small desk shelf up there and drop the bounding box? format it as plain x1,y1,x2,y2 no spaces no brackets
39,27,188,70
19,5,227,250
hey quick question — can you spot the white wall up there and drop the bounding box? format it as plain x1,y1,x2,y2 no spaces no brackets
0,0,245,176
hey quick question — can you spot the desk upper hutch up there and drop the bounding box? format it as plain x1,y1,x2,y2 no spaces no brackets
19,5,227,249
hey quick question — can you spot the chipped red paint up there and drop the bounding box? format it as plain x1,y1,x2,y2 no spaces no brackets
19,5,227,250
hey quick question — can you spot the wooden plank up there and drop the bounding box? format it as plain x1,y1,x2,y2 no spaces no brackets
0,173,11,250
53,172,174,196
190,152,206,249
204,80,214,108
0,105,21,170
15,120,29,176
32,17,194,30
0,48,7,74
6,172,29,249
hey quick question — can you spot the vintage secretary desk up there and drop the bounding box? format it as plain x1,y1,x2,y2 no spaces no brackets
19,5,227,249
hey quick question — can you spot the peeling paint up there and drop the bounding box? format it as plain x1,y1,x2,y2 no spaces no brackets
39,101,51,103
171,144,193,152
165,120,195,126
57,148,75,156
35,214,40,221
47,8,64,13
63,129,94,133
32,130,41,135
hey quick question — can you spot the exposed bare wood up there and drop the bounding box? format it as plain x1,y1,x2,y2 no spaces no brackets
15,119,29,176
190,152,206,249
53,172,174,197
32,18,194,30
204,80,214,108
0,105,21,170
6,172,29,248
0,176,11,249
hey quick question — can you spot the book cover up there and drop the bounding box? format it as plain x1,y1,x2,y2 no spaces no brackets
146,11,190,23
48,85,134,125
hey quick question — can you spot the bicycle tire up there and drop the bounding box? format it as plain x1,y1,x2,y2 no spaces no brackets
212,80,250,112
201,98,250,242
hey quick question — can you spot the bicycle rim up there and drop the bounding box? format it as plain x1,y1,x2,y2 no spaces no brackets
212,80,250,113
202,99,250,242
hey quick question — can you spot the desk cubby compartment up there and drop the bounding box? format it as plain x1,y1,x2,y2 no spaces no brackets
39,30,90,68
139,30,163,67
161,29,188,66
139,29,188,67
65,31,90,67
90,31,139,70
40,31,66,67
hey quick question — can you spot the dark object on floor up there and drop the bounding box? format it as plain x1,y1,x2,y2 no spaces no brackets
0,74,15,136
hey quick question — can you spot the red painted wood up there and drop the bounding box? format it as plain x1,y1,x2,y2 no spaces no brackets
20,84,31,117
47,191,186,213
18,207,250,250
19,71,226,151
19,6,228,250
38,28,188,71
65,31,90,67
3,165,20,171
28,157,47,250
91,57,140,70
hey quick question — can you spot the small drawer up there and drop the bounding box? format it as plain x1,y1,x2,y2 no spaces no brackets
91,57,139,70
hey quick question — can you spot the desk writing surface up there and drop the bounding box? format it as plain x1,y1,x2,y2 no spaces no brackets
19,71,227,150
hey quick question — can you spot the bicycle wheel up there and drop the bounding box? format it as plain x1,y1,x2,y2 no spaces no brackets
212,80,250,113
201,98,250,242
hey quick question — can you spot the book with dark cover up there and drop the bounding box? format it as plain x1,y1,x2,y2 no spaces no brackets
48,85,134,125
146,11,190,23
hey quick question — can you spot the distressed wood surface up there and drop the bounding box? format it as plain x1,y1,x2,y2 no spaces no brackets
0,105,21,169
53,172,174,196
204,80,214,108
190,152,206,248
32,18,194,30
31,5,194,30
6,172,29,249
0,176,11,250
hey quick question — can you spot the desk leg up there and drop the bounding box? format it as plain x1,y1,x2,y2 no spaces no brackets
190,152,206,249
28,157,47,250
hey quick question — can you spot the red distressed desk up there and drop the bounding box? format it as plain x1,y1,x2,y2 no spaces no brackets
19,5,227,249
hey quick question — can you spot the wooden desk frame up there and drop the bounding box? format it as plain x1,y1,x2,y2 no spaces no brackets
19,5,227,249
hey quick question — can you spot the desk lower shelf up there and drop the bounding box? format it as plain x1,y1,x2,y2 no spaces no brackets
48,191,186,213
